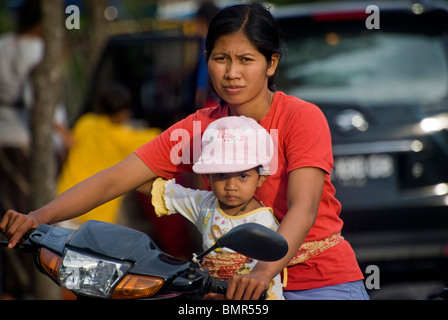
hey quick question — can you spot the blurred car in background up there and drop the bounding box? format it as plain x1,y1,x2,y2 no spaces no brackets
274,0,448,289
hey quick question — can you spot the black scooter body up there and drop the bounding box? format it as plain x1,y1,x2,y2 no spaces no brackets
29,220,191,281
4,220,288,299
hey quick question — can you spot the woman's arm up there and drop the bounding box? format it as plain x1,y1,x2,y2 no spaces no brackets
0,153,157,248
225,167,324,300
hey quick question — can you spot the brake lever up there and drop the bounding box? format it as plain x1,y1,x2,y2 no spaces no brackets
0,229,37,253
0,240,9,248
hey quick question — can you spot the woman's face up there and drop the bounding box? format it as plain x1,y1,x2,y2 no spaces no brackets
207,31,279,109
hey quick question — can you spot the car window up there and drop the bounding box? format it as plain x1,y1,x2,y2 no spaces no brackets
277,27,448,105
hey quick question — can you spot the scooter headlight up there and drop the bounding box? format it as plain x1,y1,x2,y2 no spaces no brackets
58,249,132,298
39,247,165,299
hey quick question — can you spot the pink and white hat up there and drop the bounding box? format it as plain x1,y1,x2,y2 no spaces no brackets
192,116,274,175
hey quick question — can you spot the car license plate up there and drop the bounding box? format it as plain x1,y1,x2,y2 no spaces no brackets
332,154,394,188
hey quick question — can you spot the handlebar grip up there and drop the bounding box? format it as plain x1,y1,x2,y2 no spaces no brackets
209,279,227,295
0,240,9,248
208,278,267,300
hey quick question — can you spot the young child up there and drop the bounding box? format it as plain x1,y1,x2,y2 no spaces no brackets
150,116,283,300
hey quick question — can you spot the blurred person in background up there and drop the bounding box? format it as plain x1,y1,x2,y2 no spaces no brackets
0,0,69,299
56,83,161,228
0,0,44,215
0,0,70,215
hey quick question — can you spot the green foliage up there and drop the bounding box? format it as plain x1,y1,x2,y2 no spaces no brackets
0,2,14,34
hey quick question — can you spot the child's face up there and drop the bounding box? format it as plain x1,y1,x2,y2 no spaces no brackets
208,168,266,213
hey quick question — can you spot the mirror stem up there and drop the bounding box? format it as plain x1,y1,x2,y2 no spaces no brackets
193,243,219,265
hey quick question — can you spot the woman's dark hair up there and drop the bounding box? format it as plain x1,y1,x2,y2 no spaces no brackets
205,2,285,91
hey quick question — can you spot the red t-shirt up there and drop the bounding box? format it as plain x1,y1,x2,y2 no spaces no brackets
135,91,364,290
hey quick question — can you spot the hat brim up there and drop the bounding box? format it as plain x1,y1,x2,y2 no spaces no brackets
192,162,269,175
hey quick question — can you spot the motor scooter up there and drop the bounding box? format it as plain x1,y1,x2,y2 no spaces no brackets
0,220,288,300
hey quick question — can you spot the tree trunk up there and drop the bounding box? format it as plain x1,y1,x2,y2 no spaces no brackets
84,0,108,75
29,0,109,300
30,0,65,300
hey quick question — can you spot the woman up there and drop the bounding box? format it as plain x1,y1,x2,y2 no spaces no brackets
1,2,368,300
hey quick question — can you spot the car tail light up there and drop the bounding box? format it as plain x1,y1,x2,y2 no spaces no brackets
312,10,367,22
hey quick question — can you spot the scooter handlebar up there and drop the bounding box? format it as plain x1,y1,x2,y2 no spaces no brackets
208,278,267,300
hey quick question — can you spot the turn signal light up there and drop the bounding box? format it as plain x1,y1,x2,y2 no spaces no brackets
111,274,164,299
39,247,63,281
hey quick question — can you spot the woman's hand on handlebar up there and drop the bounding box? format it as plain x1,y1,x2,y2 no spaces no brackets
0,210,40,248
226,271,270,300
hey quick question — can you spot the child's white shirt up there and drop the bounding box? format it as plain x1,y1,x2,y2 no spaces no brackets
151,178,284,300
